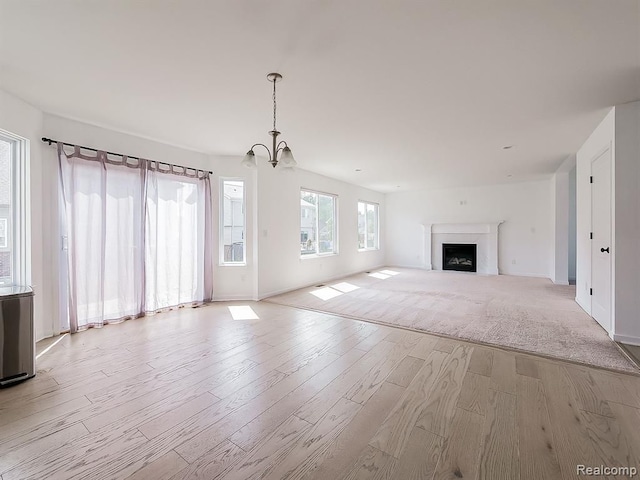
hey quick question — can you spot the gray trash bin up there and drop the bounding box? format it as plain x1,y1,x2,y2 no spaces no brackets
0,286,35,387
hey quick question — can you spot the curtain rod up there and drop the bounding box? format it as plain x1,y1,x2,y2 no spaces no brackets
41,137,213,175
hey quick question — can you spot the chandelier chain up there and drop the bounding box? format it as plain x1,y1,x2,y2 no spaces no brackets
272,79,277,131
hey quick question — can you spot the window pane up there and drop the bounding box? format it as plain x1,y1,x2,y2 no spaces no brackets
301,190,338,255
301,191,317,254
366,203,378,249
222,180,245,263
358,201,379,250
357,202,366,249
146,174,200,311
0,139,13,284
318,194,335,254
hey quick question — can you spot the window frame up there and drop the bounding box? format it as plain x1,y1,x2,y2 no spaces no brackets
219,178,246,266
0,129,29,287
300,188,338,258
357,200,380,251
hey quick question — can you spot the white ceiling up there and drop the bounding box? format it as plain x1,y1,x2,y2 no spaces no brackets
1,0,639,192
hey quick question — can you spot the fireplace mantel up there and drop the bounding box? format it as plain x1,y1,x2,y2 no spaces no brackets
422,222,504,275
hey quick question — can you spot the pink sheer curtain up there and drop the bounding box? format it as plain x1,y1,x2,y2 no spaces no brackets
58,144,213,333
144,162,213,312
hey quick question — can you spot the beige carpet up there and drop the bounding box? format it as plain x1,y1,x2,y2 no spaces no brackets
266,267,638,373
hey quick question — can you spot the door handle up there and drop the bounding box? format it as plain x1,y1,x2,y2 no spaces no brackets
600,247,610,253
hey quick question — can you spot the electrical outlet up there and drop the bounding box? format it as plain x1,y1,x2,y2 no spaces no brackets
512,259,516,265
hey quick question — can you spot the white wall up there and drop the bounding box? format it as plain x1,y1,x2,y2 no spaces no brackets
554,172,569,285
568,166,577,283
385,180,553,278
256,160,385,298
549,176,558,282
575,108,614,315
0,90,51,341
549,155,576,286
613,101,640,344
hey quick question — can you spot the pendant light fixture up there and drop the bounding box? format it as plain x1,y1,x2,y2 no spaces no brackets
241,73,296,169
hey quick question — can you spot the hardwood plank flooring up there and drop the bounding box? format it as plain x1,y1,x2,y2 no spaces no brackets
2,301,640,480
369,349,448,457
457,371,490,416
127,450,188,480
479,389,519,480
468,346,494,377
385,355,424,388
415,344,472,438
305,382,405,480
342,445,397,480
432,407,484,480
515,375,562,480
390,426,443,480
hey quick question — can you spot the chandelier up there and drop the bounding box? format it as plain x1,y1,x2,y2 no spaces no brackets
241,73,296,169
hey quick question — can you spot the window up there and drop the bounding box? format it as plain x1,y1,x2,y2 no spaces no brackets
221,180,245,263
0,219,7,248
301,189,337,256
0,131,27,286
358,201,379,250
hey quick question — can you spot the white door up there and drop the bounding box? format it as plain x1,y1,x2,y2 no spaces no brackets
591,148,612,332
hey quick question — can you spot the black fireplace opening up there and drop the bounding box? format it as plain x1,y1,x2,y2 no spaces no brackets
442,243,477,272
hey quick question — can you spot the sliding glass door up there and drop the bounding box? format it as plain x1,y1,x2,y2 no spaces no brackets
145,172,206,311
58,145,212,333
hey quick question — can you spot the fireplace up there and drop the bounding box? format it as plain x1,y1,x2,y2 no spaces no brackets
442,243,477,272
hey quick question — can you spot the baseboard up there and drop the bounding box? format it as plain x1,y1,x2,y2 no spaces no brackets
386,263,424,269
258,264,386,300
613,334,640,346
499,271,552,279
385,266,550,279
213,295,255,302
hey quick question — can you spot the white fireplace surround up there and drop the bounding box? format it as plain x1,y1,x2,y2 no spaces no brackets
422,222,504,275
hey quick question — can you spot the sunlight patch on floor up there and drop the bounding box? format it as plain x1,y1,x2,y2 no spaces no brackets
310,287,344,300
228,305,260,320
379,269,400,276
331,282,360,293
369,272,390,279
36,333,68,360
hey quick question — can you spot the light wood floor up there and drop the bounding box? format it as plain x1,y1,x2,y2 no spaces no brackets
2,301,640,480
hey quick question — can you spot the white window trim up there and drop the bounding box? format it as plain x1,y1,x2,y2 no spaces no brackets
0,129,30,287
219,177,246,266
300,188,339,258
357,200,380,251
